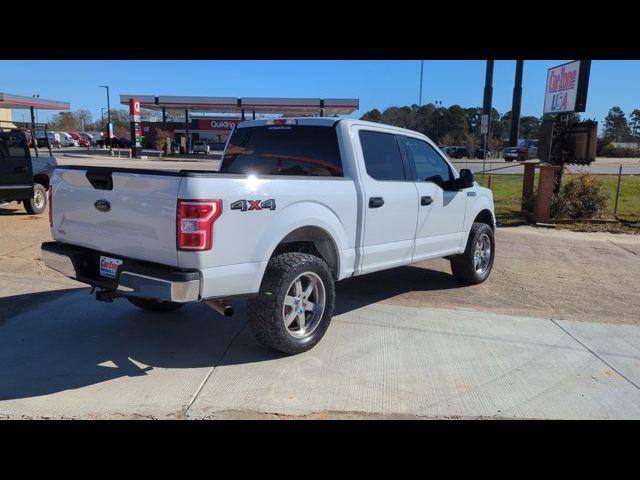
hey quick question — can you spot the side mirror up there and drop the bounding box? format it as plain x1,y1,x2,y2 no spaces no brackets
458,169,474,189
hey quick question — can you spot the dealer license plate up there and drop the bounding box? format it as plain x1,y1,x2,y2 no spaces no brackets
99,256,123,279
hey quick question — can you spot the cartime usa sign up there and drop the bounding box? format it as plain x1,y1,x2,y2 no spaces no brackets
543,60,591,114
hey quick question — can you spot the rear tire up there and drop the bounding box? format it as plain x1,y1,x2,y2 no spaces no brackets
127,297,185,313
248,252,335,355
450,222,495,285
23,183,47,215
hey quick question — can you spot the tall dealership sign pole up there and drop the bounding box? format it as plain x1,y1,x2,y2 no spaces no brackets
129,98,142,158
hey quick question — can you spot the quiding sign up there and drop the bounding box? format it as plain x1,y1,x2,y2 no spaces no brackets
543,60,591,114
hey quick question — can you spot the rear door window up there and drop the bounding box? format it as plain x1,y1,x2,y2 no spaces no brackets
359,130,407,181
221,125,343,177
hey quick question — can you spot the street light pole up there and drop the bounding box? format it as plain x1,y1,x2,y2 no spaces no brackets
32,94,39,123
435,100,442,144
100,85,112,153
418,60,424,106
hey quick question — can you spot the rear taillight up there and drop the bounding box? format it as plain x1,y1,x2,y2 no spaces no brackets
48,187,53,227
517,147,529,153
176,199,222,251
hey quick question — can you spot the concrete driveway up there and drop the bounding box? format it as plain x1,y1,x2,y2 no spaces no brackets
1,201,640,419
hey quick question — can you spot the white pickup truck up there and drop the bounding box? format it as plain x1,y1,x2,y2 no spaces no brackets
42,118,496,354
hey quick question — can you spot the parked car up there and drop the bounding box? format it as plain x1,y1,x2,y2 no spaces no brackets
475,147,491,159
34,131,61,148
0,130,56,214
42,117,496,355
83,132,101,146
59,132,79,147
503,140,539,162
192,140,211,154
441,145,469,159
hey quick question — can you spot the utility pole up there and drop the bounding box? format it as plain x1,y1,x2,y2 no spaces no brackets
482,60,494,163
435,100,443,144
509,60,524,147
418,60,424,106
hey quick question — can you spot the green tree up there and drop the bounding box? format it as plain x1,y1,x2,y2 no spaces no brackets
465,107,482,135
93,109,130,137
444,104,468,142
520,116,541,140
603,106,630,142
630,109,640,140
360,108,382,123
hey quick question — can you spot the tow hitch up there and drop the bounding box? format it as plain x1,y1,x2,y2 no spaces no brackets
95,288,120,303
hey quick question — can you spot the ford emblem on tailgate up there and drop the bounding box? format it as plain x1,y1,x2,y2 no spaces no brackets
94,199,111,212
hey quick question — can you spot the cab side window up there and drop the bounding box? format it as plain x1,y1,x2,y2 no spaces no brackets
401,136,453,188
359,130,407,181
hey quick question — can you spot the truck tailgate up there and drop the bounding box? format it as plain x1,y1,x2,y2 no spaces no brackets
51,167,182,266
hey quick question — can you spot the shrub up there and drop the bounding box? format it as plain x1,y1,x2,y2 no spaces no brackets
551,174,609,219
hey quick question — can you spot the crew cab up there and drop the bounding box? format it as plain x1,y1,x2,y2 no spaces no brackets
1,130,56,214
41,118,496,355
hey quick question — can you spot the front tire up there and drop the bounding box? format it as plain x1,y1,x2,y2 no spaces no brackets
248,252,335,355
23,183,47,215
127,297,185,313
450,222,495,284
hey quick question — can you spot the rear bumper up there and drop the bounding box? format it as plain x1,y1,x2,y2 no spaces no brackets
41,241,201,303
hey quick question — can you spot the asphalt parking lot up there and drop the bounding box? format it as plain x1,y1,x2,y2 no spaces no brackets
1,155,640,419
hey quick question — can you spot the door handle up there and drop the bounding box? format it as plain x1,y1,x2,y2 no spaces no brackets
421,196,433,206
369,197,384,208
14,166,28,173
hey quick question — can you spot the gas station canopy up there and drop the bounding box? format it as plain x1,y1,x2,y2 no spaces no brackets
119,95,359,116
0,92,70,110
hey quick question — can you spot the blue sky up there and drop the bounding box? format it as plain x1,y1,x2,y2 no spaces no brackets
2,60,638,125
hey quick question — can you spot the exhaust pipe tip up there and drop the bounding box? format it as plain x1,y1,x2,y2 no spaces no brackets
206,299,234,317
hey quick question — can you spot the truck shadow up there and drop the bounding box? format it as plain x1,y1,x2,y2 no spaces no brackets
0,265,460,402
334,264,461,316
0,205,27,215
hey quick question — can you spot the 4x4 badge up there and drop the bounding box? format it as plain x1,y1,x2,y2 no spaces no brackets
230,199,276,212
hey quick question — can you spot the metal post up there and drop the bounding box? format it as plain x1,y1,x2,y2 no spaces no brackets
184,109,190,154
30,106,39,158
419,60,424,106
44,125,52,156
614,164,623,216
509,60,524,147
252,110,256,120
162,107,167,124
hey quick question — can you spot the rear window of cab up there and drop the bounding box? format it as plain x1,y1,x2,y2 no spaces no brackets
221,125,343,177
